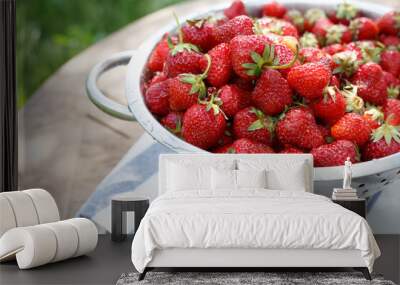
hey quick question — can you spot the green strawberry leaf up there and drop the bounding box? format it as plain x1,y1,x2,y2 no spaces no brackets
242,63,258,69
248,120,264,131
251,51,263,64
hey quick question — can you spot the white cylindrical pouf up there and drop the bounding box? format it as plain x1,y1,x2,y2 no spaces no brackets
23,189,60,224
0,226,57,269
42,221,79,262
0,218,97,269
64,218,98,257
0,196,17,237
0,192,39,227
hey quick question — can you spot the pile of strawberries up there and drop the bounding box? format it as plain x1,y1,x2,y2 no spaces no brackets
143,0,400,167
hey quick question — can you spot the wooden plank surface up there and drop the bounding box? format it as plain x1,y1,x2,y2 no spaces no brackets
18,0,399,219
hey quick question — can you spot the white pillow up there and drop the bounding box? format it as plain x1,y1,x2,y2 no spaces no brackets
211,168,236,190
236,169,267,189
237,159,309,192
167,163,211,191
211,169,268,190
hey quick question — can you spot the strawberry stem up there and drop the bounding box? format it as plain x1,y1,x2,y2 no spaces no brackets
169,12,200,55
173,12,183,44
201,54,211,79
242,43,299,76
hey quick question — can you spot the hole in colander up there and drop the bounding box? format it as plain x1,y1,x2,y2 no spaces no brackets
384,182,389,185
362,190,368,194
380,179,387,183
397,170,400,175
376,173,381,177
359,184,365,188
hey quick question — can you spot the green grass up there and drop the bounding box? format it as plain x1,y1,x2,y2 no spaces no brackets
16,0,185,108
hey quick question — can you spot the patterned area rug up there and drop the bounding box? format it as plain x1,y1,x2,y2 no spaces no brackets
116,272,396,285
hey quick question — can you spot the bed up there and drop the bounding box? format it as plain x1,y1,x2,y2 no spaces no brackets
131,154,380,280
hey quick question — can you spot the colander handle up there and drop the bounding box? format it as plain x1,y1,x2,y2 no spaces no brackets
86,50,136,121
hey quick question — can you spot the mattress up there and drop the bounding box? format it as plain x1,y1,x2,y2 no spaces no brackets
131,190,380,272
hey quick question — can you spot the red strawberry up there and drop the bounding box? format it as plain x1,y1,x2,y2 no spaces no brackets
163,50,203,78
144,80,170,116
382,71,400,98
311,140,359,167
199,43,232,87
379,35,400,48
284,9,307,33
148,72,168,87
160,111,183,135
312,18,334,42
332,50,360,78
383,98,400,126
380,50,400,78
232,138,275,153
299,47,334,69
287,62,332,100
252,69,293,116
304,8,327,31
350,62,388,106
230,35,298,80
216,138,274,154
328,2,359,25
148,35,177,72
233,107,274,145
311,87,346,125
168,77,199,111
224,0,247,19
255,18,299,38
262,1,287,18
212,15,254,44
325,24,352,45
331,113,372,146
349,17,379,41
362,122,400,160
276,107,325,150
182,95,226,149
377,11,400,36
279,145,303,153
363,138,400,160
322,43,345,55
168,61,211,111
219,84,251,117
182,19,214,51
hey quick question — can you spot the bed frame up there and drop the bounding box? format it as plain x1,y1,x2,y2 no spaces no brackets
140,248,371,280
138,154,372,281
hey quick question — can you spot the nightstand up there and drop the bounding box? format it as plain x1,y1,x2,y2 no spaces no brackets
332,198,366,218
111,196,149,242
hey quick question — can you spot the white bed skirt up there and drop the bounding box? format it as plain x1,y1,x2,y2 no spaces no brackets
148,248,366,268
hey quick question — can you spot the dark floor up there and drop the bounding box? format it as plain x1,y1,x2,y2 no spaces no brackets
0,235,133,285
0,235,399,285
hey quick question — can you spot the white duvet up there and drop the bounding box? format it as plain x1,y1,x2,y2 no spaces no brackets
131,190,380,273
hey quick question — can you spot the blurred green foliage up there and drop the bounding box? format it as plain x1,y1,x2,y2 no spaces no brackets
16,0,185,108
